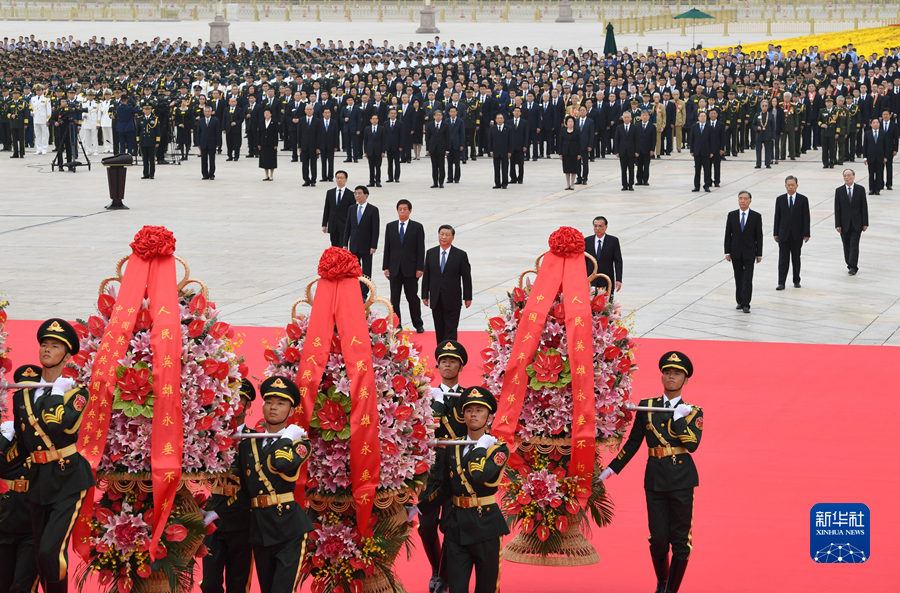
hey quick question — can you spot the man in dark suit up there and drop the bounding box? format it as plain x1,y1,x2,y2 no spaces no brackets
284,92,304,158
879,109,897,189
321,171,354,247
425,109,451,188
195,105,221,179
863,118,888,194
343,185,380,298
383,108,404,183
574,106,595,185
690,112,713,192
446,105,466,183
708,108,726,187
317,107,340,182
422,224,473,341
382,199,426,332
635,110,656,186
834,169,869,275
363,114,386,187
773,175,811,290
614,111,637,191
509,106,529,184
223,96,244,161
663,91,677,155
298,104,319,186
341,95,361,162
724,191,764,313
245,95,261,157
524,92,543,159
489,113,513,189
584,216,623,300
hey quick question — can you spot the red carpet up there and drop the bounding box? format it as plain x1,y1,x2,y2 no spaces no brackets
3,321,895,591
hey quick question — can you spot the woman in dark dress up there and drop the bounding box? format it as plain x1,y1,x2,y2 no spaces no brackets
258,107,279,180
173,96,193,161
557,115,581,190
412,97,425,159
192,95,207,153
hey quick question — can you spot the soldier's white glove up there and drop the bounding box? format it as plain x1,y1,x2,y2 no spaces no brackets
1,421,13,441
476,434,497,449
282,424,307,442
598,467,615,483
203,510,219,526
51,376,75,396
672,404,693,421
431,387,445,404
406,505,421,522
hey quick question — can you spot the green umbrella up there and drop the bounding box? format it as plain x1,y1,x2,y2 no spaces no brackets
674,8,715,48
603,22,617,57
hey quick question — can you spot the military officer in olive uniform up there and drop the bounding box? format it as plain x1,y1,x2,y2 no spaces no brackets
414,387,509,593
835,95,850,165
237,376,313,593
418,340,469,593
137,104,160,179
818,97,838,168
10,319,95,593
7,88,26,158
599,351,703,593
0,365,43,593
201,379,256,593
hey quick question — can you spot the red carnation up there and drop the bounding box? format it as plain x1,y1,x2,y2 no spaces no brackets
317,247,362,280
372,343,387,359
189,293,207,316
285,323,303,341
88,316,107,338
97,294,117,317
188,319,205,338
317,399,348,432
134,309,152,331
547,226,585,256
370,318,388,335
130,225,176,259
284,347,301,363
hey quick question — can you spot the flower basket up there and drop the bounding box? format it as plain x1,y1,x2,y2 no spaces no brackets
485,228,637,566
68,228,245,593
0,300,11,418
263,249,434,593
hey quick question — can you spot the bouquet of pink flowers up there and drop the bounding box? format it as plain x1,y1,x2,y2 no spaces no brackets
0,301,10,418
66,289,245,474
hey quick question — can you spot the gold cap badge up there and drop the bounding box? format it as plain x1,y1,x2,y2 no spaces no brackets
667,353,682,362
272,378,288,389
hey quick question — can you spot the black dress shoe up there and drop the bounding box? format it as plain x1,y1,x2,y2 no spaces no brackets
209,175,215,180
776,284,785,290
202,176,210,180
704,187,710,192
755,165,761,168
628,186,634,191
502,184,508,188
310,183,316,187
431,184,438,188
493,185,502,189
849,269,858,275
742,306,750,313
415,325,425,334
150,175,154,179
302,182,310,186
691,188,700,192
622,187,630,191
225,157,234,161
735,305,742,310
375,182,381,187
141,175,149,179
793,282,801,288
439,183,444,188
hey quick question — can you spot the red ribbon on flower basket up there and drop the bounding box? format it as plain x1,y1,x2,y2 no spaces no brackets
73,226,184,562
492,227,596,509
292,248,381,536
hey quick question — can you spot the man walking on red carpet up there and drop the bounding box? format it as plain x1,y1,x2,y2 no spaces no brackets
599,351,703,593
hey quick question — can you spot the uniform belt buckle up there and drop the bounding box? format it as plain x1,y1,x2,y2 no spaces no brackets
13,480,28,493
32,451,48,464
224,485,238,497
257,495,271,508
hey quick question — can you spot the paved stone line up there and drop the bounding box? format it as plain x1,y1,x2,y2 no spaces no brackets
0,212,107,236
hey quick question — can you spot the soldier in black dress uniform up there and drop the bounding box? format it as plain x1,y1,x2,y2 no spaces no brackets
10,319,95,593
237,376,313,593
0,365,43,593
418,340,469,593
600,351,703,593
201,379,256,593
415,386,510,593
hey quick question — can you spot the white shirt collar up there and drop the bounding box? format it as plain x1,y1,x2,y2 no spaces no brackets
663,395,682,407
441,245,452,256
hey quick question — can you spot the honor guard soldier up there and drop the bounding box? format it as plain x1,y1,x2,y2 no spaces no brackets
835,95,850,165
201,379,256,593
418,340,468,593
413,386,510,593
237,376,313,593
0,365,43,593
7,88,26,158
10,319,95,593
137,104,159,179
724,90,740,157
599,351,703,593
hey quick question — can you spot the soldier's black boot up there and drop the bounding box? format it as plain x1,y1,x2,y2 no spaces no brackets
46,578,68,593
664,557,688,593
652,555,669,593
